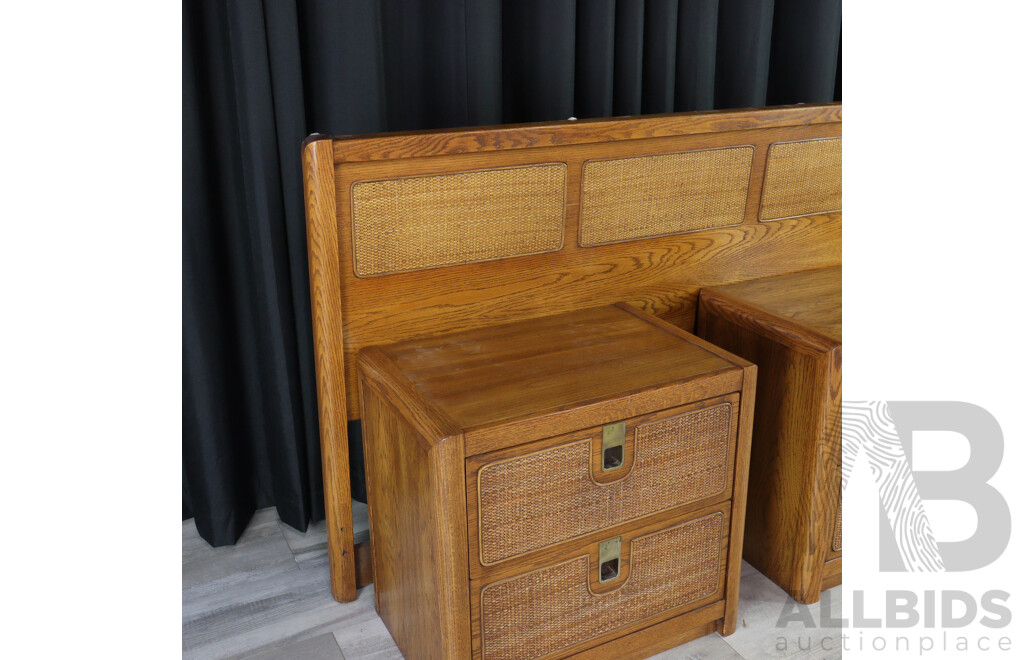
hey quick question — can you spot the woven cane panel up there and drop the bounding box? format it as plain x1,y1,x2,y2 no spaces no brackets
477,403,731,565
579,147,753,246
480,512,724,660
833,499,842,552
759,137,842,220
350,164,566,276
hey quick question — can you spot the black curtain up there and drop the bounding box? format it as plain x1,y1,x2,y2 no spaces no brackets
183,0,842,546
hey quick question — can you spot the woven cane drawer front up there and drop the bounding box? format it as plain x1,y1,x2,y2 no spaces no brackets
479,511,726,660
475,402,733,565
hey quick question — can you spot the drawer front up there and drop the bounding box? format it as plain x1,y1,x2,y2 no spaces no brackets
471,397,737,566
478,510,728,660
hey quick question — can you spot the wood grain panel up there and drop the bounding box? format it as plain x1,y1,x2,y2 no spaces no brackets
335,212,839,420
359,380,471,659
463,369,743,456
822,556,842,592
580,146,752,245
329,103,841,163
759,138,842,221
351,164,566,276
377,305,737,432
700,265,841,342
824,343,843,567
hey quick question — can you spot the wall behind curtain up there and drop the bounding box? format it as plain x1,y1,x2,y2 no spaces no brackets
183,0,842,546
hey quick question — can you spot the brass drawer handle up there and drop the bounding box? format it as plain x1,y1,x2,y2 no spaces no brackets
601,421,625,471
598,536,621,583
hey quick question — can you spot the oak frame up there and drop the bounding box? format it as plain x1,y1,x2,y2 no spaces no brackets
301,103,842,602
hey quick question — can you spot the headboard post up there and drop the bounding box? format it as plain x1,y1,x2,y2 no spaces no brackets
303,136,357,602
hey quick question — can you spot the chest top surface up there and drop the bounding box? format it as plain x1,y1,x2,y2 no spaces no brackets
372,304,742,432
704,266,841,344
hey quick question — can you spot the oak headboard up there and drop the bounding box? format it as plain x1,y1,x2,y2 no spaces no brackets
302,103,842,601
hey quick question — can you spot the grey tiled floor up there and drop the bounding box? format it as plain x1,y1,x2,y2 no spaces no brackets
183,507,842,659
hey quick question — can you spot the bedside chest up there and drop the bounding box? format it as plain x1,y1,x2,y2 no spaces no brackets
356,303,756,659
697,267,842,604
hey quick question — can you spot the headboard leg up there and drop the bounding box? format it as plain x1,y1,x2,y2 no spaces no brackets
320,416,357,602
304,137,358,602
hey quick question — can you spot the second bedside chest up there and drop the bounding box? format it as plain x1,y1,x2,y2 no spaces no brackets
357,303,756,660
698,267,842,604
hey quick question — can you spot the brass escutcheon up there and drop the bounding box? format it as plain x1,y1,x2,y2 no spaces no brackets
601,421,626,471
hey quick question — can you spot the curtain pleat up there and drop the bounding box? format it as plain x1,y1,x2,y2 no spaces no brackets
715,0,776,107
674,0,719,112
297,0,385,135
574,0,616,119
465,0,504,125
224,0,297,520
380,1,470,130
767,0,842,105
641,0,679,114
262,0,324,525
183,0,843,546
502,0,577,122
613,0,645,116
185,0,268,544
